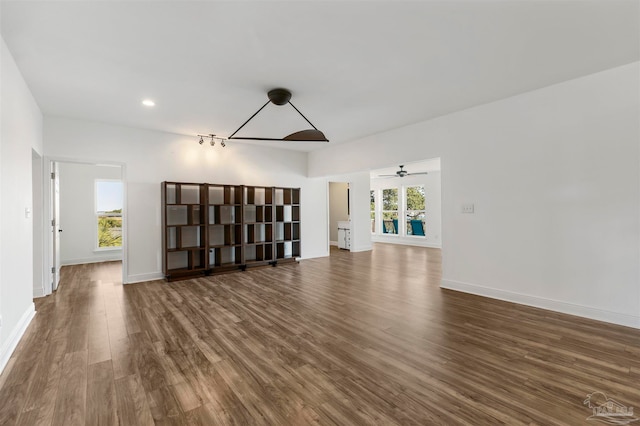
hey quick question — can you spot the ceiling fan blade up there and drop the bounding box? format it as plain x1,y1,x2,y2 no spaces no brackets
407,172,429,175
283,129,329,142
377,174,398,177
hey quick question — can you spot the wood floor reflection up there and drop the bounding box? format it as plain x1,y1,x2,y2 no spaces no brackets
0,244,639,425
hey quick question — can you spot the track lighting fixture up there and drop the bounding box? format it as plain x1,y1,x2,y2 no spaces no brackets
197,134,227,148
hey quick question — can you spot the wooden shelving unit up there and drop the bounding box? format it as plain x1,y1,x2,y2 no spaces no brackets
162,182,207,281
162,182,301,281
243,186,274,266
274,187,301,260
207,184,243,273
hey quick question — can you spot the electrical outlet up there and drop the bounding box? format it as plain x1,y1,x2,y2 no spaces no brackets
461,203,475,214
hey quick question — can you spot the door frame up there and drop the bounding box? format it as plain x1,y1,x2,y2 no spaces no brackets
32,149,46,297
326,180,353,254
43,156,128,294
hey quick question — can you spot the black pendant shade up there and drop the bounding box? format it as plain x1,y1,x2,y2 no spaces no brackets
227,88,329,142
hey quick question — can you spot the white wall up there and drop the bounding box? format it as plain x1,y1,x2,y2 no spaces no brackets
371,170,442,248
0,37,42,372
328,182,349,243
44,117,329,282
58,162,123,265
309,62,640,328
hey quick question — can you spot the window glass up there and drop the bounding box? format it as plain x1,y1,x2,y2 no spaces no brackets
382,188,398,234
370,190,376,233
406,186,425,237
96,180,123,248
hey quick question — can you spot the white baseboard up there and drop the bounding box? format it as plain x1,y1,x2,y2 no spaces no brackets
372,235,441,248
329,241,338,247
441,279,640,329
351,244,373,252
62,254,122,266
0,303,36,375
299,250,330,260
125,272,164,284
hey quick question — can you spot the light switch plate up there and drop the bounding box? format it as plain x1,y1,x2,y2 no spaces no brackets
461,203,475,214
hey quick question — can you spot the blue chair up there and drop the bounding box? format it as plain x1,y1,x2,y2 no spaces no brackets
410,220,425,236
383,220,398,234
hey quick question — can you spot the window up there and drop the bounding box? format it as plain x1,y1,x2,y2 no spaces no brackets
382,188,398,234
96,180,123,248
405,186,425,236
370,190,376,233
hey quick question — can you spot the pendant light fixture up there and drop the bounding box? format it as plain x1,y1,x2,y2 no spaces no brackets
227,88,329,142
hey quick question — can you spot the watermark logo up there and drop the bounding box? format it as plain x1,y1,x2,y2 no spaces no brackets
584,391,639,425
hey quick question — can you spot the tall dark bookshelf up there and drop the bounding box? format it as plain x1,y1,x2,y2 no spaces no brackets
162,182,300,281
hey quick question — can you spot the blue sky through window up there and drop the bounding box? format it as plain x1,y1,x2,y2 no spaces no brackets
96,181,123,212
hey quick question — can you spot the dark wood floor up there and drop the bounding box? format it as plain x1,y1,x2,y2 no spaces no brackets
0,244,639,425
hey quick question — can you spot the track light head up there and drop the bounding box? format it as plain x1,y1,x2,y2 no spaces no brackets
198,136,204,145
221,140,226,147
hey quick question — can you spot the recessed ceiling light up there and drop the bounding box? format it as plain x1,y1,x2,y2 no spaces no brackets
142,99,155,107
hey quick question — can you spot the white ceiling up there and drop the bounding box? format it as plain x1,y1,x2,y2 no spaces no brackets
2,1,638,152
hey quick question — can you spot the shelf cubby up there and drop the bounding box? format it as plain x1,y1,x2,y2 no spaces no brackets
275,222,284,242
167,251,188,270
208,185,225,205
292,223,300,240
166,206,188,226
276,241,294,259
209,246,242,267
209,205,240,225
283,188,292,205
180,184,202,204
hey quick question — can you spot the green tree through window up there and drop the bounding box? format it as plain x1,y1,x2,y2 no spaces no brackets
406,186,426,236
381,188,398,234
96,181,123,248
406,186,425,219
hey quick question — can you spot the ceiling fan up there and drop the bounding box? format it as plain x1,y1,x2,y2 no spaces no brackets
378,165,428,178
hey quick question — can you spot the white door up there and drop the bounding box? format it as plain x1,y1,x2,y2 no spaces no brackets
51,161,61,291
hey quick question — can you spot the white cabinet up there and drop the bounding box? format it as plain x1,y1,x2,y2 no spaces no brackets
337,221,351,250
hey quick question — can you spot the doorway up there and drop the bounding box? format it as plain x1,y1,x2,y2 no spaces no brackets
328,181,351,253
46,159,126,294
369,158,442,248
